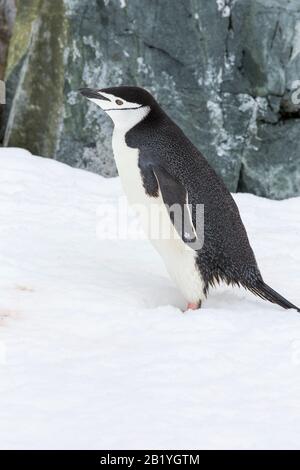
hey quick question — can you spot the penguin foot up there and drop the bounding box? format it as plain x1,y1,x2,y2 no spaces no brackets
186,301,202,311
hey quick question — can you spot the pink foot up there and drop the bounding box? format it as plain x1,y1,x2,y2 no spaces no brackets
186,302,200,311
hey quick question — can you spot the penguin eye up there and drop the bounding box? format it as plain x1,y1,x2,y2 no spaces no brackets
115,99,123,106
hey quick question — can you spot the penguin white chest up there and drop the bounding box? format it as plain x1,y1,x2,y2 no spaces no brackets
112,129,146,206
111,129,204,303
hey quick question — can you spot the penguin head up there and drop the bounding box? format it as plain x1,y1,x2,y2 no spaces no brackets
79,86,155,130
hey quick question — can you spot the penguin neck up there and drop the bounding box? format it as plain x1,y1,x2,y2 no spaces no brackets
107,106,151,133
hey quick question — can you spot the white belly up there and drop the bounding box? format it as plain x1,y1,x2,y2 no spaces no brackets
112,129,204,303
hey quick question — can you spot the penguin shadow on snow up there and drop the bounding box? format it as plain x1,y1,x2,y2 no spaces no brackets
94,247,297,313
94,248,290,313
94,249,184,310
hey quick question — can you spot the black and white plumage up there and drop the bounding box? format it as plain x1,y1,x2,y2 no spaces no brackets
79,85,299,313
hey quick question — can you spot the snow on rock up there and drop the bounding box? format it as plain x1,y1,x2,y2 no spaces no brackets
0,148,300,450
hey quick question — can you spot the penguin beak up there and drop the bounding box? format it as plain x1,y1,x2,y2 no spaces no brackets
78,88,110,102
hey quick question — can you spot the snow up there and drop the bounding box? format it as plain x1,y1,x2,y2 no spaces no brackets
0,147,300,450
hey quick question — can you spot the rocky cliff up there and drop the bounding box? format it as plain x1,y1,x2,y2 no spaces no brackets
0,0,15,135
1,0,300,199
0,0,15,78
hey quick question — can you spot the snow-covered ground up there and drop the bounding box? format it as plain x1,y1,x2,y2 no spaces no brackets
0,147,300,450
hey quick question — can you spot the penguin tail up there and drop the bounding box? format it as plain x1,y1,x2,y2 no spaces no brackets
248,279,300,313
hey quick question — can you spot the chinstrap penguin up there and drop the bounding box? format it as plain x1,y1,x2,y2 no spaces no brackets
79,86,299,313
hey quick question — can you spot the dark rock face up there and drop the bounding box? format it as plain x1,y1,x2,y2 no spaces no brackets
0,0,16,137
228,0,300,198
2,0,67,157
2,0,300,198
0,0,15,78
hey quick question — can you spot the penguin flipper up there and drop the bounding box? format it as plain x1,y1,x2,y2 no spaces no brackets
152,165,199,247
